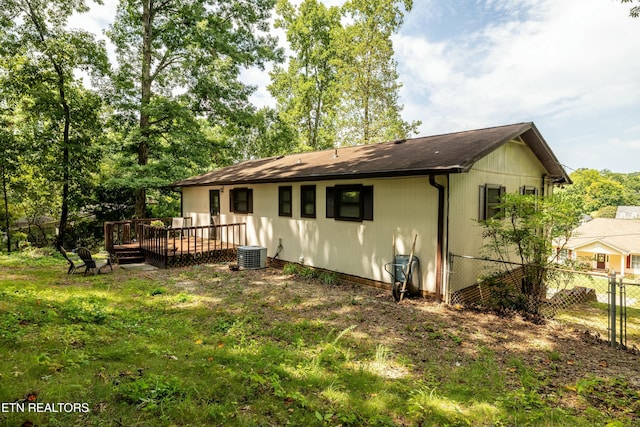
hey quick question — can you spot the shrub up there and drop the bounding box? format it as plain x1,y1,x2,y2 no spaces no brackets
283,263,299,275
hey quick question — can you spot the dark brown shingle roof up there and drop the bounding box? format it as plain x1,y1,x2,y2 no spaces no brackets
173,122,570,187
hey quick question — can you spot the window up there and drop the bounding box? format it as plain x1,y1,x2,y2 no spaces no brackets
520,186,538,196
279,186,292,217
229,188,253,214
632,255,640,270
301,185,316,218
478,184,505,220
326,185,373,221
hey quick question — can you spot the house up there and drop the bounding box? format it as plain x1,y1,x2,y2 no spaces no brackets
616,206,640,219
172,122,570,300
559,218,640,277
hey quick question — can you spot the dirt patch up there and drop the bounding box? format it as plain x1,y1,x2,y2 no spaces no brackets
152,264,640,418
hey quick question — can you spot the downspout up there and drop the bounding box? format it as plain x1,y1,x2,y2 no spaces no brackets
429,175,445,302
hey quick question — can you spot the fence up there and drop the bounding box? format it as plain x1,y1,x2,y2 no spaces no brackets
139,222,247,268
448,254,640,351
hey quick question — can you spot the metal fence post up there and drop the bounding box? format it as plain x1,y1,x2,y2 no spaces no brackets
619,277,627,349
608,271,617,347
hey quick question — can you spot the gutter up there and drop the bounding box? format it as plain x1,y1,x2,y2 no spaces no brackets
429,175,445,302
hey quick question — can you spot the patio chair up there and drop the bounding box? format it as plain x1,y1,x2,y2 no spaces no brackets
77,247,114,275
59,247,86,275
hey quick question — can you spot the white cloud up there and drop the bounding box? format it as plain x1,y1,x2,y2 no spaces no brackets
394,0,640,171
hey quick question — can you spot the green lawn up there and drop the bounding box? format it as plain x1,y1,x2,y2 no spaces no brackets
547,270,640,349
1,250,638,426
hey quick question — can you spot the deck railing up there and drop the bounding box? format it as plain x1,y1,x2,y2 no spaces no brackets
139,222,247,268
104,218,172,253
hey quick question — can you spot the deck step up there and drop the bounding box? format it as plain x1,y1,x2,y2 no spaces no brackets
117,256,146,264
113,248,145,264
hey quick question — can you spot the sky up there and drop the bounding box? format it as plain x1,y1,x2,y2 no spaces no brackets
72,0,640,173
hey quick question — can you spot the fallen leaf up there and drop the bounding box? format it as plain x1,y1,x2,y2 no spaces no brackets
195,339,203,345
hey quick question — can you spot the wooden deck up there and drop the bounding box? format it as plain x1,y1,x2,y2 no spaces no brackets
105,220,247,268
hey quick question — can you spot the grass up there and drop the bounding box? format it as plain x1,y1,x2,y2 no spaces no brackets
0,249,638,426
547,270,640,348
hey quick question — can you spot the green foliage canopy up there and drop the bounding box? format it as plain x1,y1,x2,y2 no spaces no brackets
480,193,582,313
107,0,283,217
0,0,109,247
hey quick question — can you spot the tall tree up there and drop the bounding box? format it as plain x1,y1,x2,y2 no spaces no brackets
108,0,282,218
558,168,634,215
269,0,341,151
335,0,419,145
1,0,109,248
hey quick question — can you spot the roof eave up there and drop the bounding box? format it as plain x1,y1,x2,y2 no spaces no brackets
172,167,465,188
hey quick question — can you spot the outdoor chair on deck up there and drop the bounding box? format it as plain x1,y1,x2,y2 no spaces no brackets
77,247,114,275
59,247,86,275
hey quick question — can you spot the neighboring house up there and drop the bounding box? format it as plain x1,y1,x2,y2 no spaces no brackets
616,206,640,219
559,218,640,277
172,122,570,300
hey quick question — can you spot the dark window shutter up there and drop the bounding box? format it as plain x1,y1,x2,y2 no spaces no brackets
363,186,374,220
627,255,631,269
229,189,235,213
326,187,335,218
247,189,253,213
478,185,486,221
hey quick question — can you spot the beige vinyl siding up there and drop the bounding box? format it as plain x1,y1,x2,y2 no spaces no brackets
447,140,550,290
448,140,549,257
182,177,443,293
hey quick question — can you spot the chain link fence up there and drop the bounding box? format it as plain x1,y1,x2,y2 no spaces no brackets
448,254,640,351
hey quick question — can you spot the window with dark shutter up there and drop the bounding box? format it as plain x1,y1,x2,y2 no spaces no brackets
326,185,374,221
479,184,505,220
520,186,538,196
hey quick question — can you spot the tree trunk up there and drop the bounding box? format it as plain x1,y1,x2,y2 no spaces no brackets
56,145,70,249
27,0,72,249
1,162,10,252
54,64,71,250
135,0,153,219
